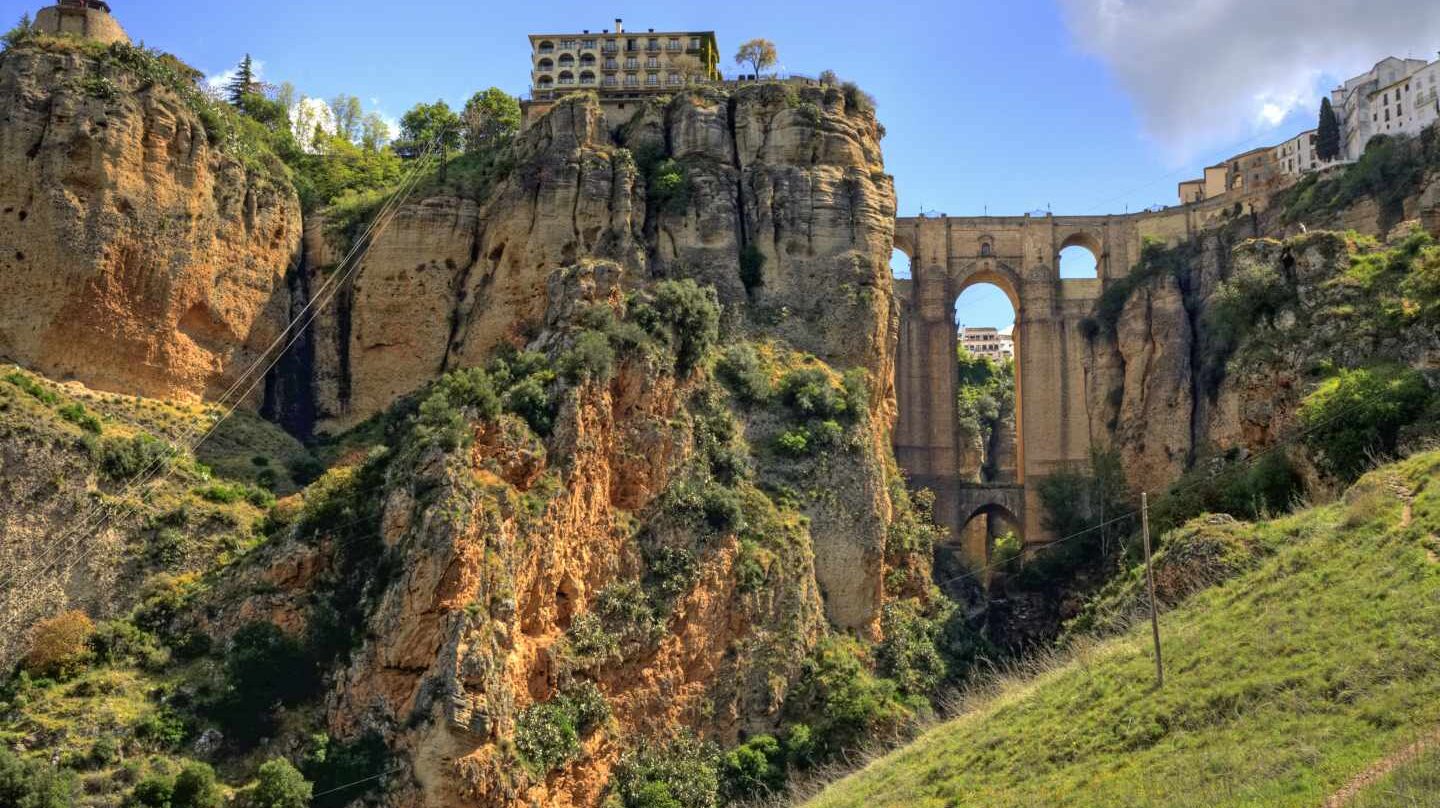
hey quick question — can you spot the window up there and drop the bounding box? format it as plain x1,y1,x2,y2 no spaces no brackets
558,71,574,85
624,73,639,87
558,54,575,67
646,57,659,69
625,57,638,69
538,40,554,53
668,72,682,86
690,36,701,49
605,58,618,70
580,53,596,67
626,38,637,51
646,72,659,86
579,71,595,85
603,75,618,87
668,37,680,51
582,38,596,50
560,39,576,50
538,76,553,88
648,38,659,51
603,39,617,52
537,58,553,71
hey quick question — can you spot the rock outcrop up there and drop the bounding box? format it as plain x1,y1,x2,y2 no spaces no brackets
0,43,302,406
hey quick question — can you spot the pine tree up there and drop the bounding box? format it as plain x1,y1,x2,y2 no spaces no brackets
226,54,257,107
1316,97,1341,162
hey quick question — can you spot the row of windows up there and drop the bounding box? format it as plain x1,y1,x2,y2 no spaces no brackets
537,72,686,88
537,36,702,54
536,56,669,70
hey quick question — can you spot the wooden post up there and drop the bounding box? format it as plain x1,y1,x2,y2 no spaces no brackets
1141,492,1163,688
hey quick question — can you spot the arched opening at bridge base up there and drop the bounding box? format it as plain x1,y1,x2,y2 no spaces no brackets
937,503,1021,599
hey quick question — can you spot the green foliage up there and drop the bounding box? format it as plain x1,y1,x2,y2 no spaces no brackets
303,732,389,808
1316,97,1340,161
0,747,76,808
715,344,772,404
875,600,948,696
609,735,721,808
955,349,1014,449
778,367,852,420
1148,451,1303,539
720,734,786,802
774,428,810,456
53,401,102,432
559,582,664,671
786,637,917,759
4,371,58,405
134,707,187,751
734,539,769,592
251,759,312,808
213,621,316,744
171,762,223,808
1084,238,1199,339
514,682,611,773
1299,365,1432,481
559,330,616,384
99,433,175,480
413,367,502,451
399,99,462,151
292,133,405,212
640,279,721,376
647,158,691,214
225,54,258,106
1027,449,1132,586
1203,259,1295,391
461,87,521,153
739,243,766,292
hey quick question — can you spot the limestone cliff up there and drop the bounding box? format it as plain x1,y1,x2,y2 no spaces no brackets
0,41,302,406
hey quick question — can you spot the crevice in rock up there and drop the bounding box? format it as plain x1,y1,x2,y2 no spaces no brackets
260,247,317,440
441,223,485,373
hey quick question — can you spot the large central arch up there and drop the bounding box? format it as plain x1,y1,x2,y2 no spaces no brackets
892,213,1142,568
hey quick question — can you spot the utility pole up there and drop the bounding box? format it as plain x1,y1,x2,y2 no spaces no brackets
1141,492,1163,688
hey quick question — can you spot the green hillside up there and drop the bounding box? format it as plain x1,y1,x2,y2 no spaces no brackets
806,451,1440,808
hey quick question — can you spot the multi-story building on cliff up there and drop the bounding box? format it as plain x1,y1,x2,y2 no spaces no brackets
33,0,128,45
523,19,720,127
1274,129,1320,177
1331,55,1440,161
960,326,1014,361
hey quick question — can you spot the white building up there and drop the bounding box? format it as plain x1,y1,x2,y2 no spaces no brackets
1273,129,1320,177
1331,56,1437,161
960,325,1014,361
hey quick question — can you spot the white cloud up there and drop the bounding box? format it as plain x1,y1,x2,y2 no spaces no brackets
204,59,265,92
1060,0,1440,159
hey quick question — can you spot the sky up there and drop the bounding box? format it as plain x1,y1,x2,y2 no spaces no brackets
45,0,1440,329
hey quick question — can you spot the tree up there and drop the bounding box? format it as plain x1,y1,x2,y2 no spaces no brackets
171,762,223,808
3,13,35,49
734,38,777,78
360,112,391,151
329,94,362,143
251,759,312,808
273,81,297,121
670,54,709,86
22,610,93,679
399,100,462,152
461,88,521,153
1317,97,1341,162
226,54,258,106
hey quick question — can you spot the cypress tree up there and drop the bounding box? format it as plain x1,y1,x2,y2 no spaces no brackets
1316,97,1341,162
226,54,257,107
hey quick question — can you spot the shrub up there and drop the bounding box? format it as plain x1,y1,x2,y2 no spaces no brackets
559,330,616,384
171,762,223,808
196,482,245,504
4,371,58,405
130,774,174,807
251,759,312,808
645,544,699,605
647,280,721,376
647,158,691,213
304,732,389,808
100,434,175,480
22,610,94,679
0,747,77,808
876,600,947,697
739,243,766,292
720,734,786,801
134,707,187,751
214,621,316,743
414,367,503,450
734,540,769,593
778,367,849,420
609,735,720,808
785,637,916,758
57,402,102,433
514,683,610,773
1148,451,1303,538
715,344,771,404
1299,366,1431,481
503,376,555,437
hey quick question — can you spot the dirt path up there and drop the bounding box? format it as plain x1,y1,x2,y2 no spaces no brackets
1323,728,1440,806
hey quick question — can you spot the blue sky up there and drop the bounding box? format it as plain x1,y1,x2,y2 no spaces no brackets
56,0,1440,329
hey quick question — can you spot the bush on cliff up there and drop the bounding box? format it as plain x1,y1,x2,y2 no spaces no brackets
1299,365,1432,481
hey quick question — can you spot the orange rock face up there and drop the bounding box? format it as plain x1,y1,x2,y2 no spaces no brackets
0,46,301,407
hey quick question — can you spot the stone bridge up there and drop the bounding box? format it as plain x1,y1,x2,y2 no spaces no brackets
892,212,1152,569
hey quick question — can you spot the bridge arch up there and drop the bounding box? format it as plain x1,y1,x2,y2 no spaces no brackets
892,214,1135,571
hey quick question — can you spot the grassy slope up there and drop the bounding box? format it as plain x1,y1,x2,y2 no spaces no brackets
808,451,1440,808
